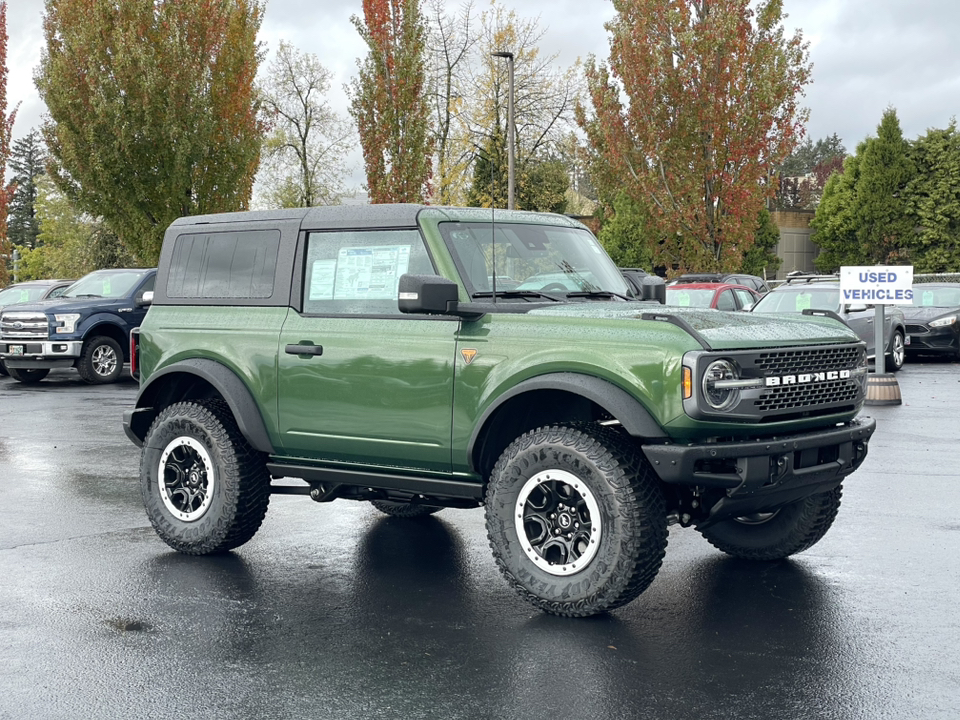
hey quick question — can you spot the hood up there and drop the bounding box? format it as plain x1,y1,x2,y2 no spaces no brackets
0,296,122,316
899,305,959,323
528,303,860,349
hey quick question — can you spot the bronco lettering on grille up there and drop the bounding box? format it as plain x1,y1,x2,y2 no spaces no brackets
764,369,851,387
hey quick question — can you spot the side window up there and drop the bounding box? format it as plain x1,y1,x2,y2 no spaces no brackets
302,229,434,316
733,288,755,308
48,287,68,299
716,290,737,311
166,230,280,299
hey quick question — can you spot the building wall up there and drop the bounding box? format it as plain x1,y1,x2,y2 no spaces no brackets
771,210,817,279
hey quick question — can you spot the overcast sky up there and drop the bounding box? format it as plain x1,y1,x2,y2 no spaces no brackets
7,0,960,190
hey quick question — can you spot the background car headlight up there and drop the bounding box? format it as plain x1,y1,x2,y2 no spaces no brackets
702,359,740,411
929,315,957,328
54,313,81,334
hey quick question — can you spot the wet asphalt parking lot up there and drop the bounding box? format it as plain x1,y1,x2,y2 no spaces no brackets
1,360,959,720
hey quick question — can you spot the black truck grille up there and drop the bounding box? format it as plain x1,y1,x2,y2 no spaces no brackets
906,324,927,335
755,379,861,413
752,345,864,375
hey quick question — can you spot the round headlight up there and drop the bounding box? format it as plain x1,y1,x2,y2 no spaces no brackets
702,359,740,411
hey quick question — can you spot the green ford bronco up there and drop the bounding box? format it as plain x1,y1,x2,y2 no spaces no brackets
123,205,876,617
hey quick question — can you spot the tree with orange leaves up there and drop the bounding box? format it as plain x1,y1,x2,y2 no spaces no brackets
36,0,264,264
578,0,811,273
0,1,18,286
350,0,432,203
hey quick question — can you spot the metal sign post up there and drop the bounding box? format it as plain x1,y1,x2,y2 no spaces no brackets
840,265,914,406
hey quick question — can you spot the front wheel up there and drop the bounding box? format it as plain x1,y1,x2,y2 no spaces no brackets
888,330,905,372
485,425,668,617
8,367,49,383
140,400,271,554
0,359,8,376
698,486,843,561
77,335,123,384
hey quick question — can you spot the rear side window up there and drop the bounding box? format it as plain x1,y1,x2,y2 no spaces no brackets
166,230,280,299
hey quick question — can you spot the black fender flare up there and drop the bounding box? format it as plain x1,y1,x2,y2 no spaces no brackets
128,358,273,453
467,372,666,461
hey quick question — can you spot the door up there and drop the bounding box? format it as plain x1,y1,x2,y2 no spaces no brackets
277,228,458,472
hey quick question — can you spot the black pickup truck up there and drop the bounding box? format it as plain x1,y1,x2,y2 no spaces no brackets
0,268,156,384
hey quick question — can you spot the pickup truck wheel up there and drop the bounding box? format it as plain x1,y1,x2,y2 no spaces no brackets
370,499,443,518
140,399,271,555
698,485,843,560
485,425,667,617
7,367,49,383
77,336,123,384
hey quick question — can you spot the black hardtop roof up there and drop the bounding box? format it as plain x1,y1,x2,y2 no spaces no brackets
168,204,585,232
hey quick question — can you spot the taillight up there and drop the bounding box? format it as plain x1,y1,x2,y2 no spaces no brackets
130,328,140,379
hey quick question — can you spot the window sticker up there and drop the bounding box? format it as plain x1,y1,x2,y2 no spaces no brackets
676,291,691,307
102,278,112,296
795,293,812,311
922,290,934,306
309,259,337,300
334,245,411,300
20,289,30,302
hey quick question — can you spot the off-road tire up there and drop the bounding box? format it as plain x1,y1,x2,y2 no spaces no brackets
698,485,843,561
485,424,668,617
140,399,271,555
370,499,443,518
77,335,123,384
8,367,49,383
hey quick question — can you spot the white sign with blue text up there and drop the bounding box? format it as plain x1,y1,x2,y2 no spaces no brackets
839,266,914,305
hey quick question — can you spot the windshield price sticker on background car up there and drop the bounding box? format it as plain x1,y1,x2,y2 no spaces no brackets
840,265,914,304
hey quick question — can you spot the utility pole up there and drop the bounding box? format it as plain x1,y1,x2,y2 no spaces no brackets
491,51,515,210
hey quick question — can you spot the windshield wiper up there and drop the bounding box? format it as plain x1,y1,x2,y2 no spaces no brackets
565,290,632,301
472,290,562,302
72,294,103,298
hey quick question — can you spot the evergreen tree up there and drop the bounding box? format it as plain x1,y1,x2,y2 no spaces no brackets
0,0,17,286
7,129,45,249
740,208,781,277
597,192,655,270
906,123,960,271
811,145,867,272
856,108,915,264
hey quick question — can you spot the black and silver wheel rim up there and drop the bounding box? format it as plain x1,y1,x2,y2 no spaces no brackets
158,437,215,522
92,344,118,377
515,469,601,576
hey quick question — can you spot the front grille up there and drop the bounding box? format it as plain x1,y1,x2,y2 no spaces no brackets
752,345,863,374
756,378,861,413
0,312,49,340
906,324,927,335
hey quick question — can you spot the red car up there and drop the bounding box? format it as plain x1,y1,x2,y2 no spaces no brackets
664,282,759,311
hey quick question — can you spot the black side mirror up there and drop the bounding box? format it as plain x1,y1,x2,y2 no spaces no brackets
637,275,666,304
398,274,460,315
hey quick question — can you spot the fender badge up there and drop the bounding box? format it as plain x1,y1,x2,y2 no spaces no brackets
460,348,478,365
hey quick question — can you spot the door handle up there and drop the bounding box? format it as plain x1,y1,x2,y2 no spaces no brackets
285,343,323,356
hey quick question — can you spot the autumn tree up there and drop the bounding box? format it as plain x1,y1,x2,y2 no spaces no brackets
36,0,265,264
7,129,45,250
579,0,811,273
350,0,433,203
0,0,17,286
257,41,352,208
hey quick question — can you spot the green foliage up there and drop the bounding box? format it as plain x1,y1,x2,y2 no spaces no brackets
36,0,265,265
905,123,960,272
597,192,654,270
856,108,915,264
350,0,433,203
517,160,568,214
740,208,781,277
0,0,17,287
811,148,866,272
580,0,811,273
7,129,45,249
779,134,846,177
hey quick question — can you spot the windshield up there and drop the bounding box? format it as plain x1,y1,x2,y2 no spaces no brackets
908,286,960,308
665,287,716,308
753,287,840,313
439,221,631,300
0,285,47,305
62,271,145,299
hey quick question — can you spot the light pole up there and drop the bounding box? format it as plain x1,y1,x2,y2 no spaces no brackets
491,51,515,210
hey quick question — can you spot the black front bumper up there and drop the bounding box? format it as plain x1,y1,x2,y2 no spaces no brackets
642,417,876,525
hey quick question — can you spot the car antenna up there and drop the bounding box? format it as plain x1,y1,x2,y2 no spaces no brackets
491,153,497,304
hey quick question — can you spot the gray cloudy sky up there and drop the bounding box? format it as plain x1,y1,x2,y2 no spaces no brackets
7,0,960,185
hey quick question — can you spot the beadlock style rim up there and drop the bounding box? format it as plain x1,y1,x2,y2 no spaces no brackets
158,436,215,522
515,469,602,577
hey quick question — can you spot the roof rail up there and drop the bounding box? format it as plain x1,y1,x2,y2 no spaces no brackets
782,273,839,285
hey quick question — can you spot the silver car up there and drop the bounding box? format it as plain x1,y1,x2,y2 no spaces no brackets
751,281,907,371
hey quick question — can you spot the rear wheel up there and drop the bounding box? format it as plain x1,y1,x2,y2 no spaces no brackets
485,424,667,617
140,399,271,554
698,486,843,561
370,499,443,518
8,367,49,384
888,330,905,372
77,336,123,384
